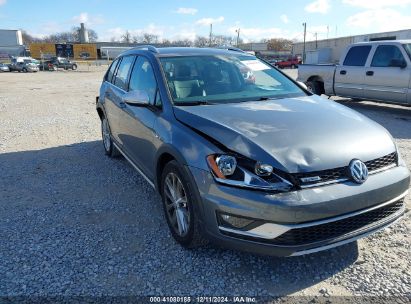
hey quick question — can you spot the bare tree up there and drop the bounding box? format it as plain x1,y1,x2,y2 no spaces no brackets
173,39,193,47
265,38,293,51
194,36,209,47
121,30,132,43
212,35,235,47
142,33,159,44
162,39,172,46
20,30,40,45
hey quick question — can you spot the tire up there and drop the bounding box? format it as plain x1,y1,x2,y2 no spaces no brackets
101,116,120,157
306,81,322,95
161,160,208,248
22,68,27,73
291,64,296,69
72,64,77,70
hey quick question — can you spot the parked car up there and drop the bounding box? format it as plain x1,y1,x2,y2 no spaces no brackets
49,57,78,70
9,59,39,73
39,61,58,71
297,40,411,105
96,46,409,257
0,63,10,72
276,56,301,69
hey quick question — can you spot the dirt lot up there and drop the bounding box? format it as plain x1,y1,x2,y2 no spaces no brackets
0,69,410,300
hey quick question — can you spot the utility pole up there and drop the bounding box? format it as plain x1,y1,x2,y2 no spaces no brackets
315,32,318,49
209,24,213,47
236,28,240,47
302,22,307,64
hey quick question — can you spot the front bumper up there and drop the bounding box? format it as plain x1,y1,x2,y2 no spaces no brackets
188,165,410,256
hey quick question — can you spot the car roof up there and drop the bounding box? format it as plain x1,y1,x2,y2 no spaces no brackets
120,47,255,58
352,39,411,46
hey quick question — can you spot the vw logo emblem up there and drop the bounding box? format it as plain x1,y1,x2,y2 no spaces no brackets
349,159,368,184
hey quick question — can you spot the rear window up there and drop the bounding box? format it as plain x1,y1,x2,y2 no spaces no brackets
343,46,372,66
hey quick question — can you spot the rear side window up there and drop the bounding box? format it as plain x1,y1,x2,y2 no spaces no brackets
129,57,157,103
371,45,405,67
106,59,119,83
113,56,135,90
343,46,372,66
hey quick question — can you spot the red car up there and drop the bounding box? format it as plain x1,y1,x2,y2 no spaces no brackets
275,57,301,69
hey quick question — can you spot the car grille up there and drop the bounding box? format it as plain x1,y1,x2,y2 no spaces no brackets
293,152,397,187
270,199,404,246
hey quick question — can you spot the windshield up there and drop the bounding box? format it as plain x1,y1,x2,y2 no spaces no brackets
159,54,306,104
403,44,411,60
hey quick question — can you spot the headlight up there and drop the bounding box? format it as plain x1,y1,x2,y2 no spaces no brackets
207,154,293,192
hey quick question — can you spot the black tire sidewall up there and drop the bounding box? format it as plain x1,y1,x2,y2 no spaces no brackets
161,161,197,247
72,64,77,70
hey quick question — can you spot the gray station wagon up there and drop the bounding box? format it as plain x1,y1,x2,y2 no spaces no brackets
96,46,410,256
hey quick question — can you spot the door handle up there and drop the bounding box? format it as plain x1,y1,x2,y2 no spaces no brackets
340,70,347,75
366,71,374,76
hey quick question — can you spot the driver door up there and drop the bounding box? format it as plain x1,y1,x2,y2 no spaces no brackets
120,56,159,180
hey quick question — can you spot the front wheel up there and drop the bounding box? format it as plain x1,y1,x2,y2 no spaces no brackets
72,64,77,70
22,68,27,73
306,81,323,95
101,117,119,157
161,161,208,248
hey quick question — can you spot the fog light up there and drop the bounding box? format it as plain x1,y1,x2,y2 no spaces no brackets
218,213,254,229
255,162,273,176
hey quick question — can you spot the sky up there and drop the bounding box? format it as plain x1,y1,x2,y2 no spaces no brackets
1,0,411,42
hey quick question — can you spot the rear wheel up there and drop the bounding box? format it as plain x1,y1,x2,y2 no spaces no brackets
306,81,323,95
161,160,208,248
72,64,77,70
101,116,119,157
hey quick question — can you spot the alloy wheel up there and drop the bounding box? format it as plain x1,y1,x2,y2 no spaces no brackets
102,118,111,151
164,172,190,237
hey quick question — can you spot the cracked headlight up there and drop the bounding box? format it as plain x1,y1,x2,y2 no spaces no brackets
206,154,293,192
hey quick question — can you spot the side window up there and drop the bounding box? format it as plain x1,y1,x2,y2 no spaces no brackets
343,46,372,66
106,59,119,83
129,57,157,104
371,45,405,67
113,56,135,90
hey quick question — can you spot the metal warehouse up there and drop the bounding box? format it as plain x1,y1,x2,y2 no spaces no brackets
293,29,411,64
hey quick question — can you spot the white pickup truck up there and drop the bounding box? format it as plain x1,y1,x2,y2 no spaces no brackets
297,40,411,105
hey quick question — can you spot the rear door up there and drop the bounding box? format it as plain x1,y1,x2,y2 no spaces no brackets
334,45,372,98
104,55,136,146
120,56,160,179
363,44,410,104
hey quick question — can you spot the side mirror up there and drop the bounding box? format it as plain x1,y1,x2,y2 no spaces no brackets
122,90,150,106
297,81,308,91
389,59,407,69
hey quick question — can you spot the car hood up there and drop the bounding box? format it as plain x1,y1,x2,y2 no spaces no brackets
173,95,396,173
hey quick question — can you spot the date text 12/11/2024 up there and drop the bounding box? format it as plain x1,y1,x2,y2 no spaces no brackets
149,296,257,303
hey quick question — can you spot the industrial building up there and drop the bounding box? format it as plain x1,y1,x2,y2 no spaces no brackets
292,29,411,64
0,29,27,59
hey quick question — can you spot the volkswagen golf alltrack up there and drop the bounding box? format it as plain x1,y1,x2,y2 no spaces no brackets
96,46,410,256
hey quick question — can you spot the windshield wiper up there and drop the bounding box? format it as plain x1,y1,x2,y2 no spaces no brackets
174,101,212,106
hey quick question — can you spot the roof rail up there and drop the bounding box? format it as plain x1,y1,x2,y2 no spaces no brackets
216,46,246,53
132,45,159,53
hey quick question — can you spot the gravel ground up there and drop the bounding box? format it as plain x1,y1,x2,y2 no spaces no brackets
0,69,410,301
